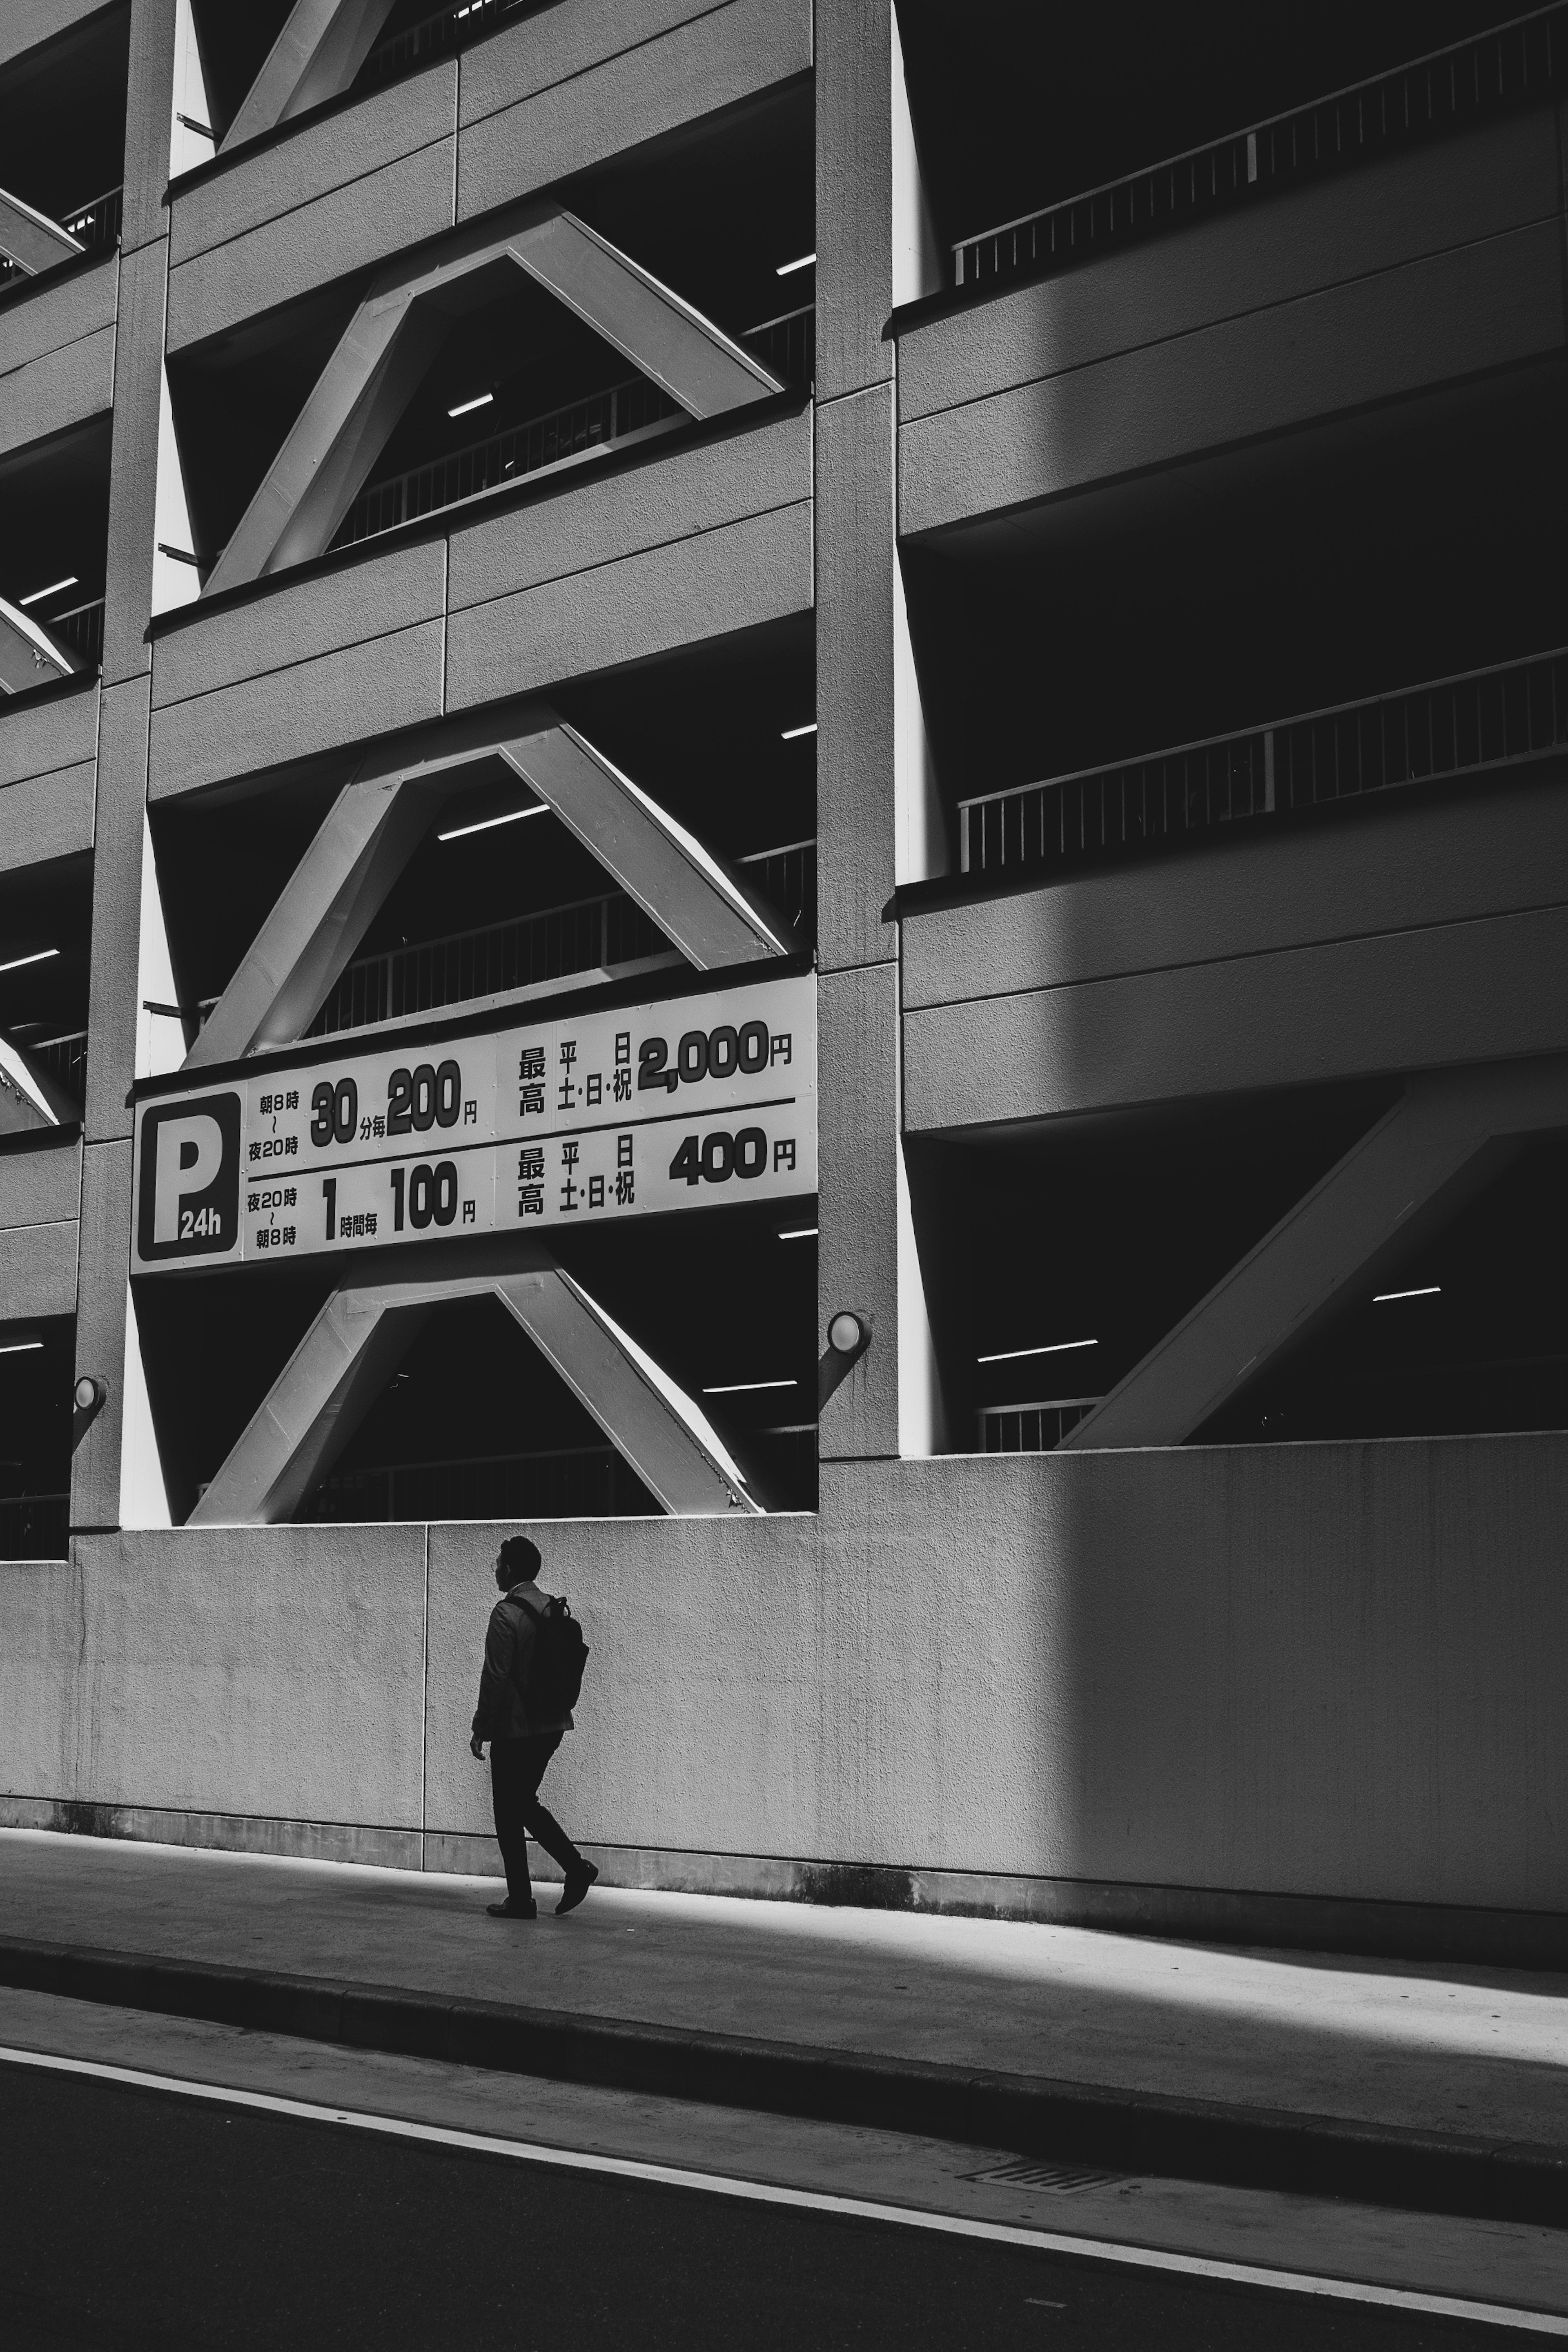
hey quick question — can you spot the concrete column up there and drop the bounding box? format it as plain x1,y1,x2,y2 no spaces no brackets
70,0,178,1536
816,0,944,1462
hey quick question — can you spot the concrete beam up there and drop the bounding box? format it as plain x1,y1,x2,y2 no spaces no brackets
0,598,76,697
183,710,791,1068
188,1246,760,1526
203,206,780,595
0,184,82,278
220,0,399,154
1063,1057,1568,1451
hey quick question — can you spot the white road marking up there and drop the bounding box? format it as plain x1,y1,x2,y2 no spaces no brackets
2,2041,1563,2335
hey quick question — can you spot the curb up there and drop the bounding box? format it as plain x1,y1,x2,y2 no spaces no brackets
2,1935,1564,2227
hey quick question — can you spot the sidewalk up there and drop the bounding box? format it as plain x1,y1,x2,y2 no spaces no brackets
3,1829,1566,2222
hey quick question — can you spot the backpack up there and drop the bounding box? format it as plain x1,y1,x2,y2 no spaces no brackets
514,1594,590,1720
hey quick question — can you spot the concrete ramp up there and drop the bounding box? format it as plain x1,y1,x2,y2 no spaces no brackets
188,1247,761,1525
1063,1056,1568,1450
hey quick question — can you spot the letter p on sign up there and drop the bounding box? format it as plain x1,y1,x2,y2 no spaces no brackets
154,1114,223,1242
135,1090,242,1266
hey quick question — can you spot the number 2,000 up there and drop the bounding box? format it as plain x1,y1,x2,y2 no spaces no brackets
668,1128,768,1186
390,1161,459,1230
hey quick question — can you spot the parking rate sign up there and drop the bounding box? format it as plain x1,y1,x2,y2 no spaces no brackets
131,974,816,1274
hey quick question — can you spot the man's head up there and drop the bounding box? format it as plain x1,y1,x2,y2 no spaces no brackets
495,1534,541,1591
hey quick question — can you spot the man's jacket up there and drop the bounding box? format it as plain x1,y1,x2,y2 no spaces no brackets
472,1580,575,1742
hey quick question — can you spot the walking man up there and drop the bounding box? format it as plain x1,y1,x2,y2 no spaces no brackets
470,1534,599,1920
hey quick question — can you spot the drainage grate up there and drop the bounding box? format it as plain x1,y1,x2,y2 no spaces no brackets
964,2158,1128,2194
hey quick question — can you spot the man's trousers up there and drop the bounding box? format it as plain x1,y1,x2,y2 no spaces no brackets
490,1731,584,1904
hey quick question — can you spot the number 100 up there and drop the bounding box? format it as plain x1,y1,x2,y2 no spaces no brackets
390,1162,459,1229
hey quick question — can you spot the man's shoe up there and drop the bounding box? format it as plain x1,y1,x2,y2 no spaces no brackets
486,1897,537,1919
555,1861,599,1917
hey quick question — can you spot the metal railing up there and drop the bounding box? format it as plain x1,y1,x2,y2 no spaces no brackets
743,305,815,391
0,184,122,288
737,838,817,940
41,597,105,670
332,378,682,552
978,1399,1102,1452
309,890,671,1038
0,1494,69,1561
953,6,1564,292
959,648,1568,880
309,838,818,1040
304,1443,648,1522
359,0,549,91
29,1030,87,1104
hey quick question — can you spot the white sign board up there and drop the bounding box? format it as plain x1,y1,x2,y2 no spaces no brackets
132,974,815,1274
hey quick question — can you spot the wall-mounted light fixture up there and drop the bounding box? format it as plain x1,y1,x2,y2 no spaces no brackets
73,1375,108,1449
820,1311,870,1410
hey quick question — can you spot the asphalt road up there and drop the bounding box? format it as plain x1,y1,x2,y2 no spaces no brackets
0,2066,1529,2351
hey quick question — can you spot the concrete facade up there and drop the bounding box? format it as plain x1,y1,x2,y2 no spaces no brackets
1,0,1563,1954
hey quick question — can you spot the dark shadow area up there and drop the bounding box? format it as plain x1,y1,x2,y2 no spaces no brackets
0,852,94,1106
905,366,1568,865
898,0,1532,250
166,283,366,566
152,615,816,1039
0,1311,73,1560
329,262,687,559
303,1293,661,1525
136,1261,337,1526
186,3,289,143
0,2,129,280
135,1191,819,1521
1205,1133,1568,1443
919,1084,1394,1450
568,78,815,354
550,1198,819,1509
0,416,113,682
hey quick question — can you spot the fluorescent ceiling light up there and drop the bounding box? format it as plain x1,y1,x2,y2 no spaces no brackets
448,392,494,418
19,577,77,607
778,1226,817,1240
703,1378,797,1394
781,722,817,741
437,805,548,843
1374,1285,1441,1303
0,948,60,975
978,1338,1098,1364
0,1337,43,1355
776,252,815,276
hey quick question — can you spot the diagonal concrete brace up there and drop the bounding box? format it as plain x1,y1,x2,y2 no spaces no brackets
220,0,400,154
0,183,83,277
187,1243,762,1525
1062,1055,1568,1450
499,720,797,967
203,205,780,594
183,708,793,1068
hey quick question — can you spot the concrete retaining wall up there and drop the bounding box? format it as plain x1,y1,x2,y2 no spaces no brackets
3,1437,1564,1931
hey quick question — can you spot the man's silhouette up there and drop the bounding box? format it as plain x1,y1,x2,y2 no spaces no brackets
470,1535,598,1920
